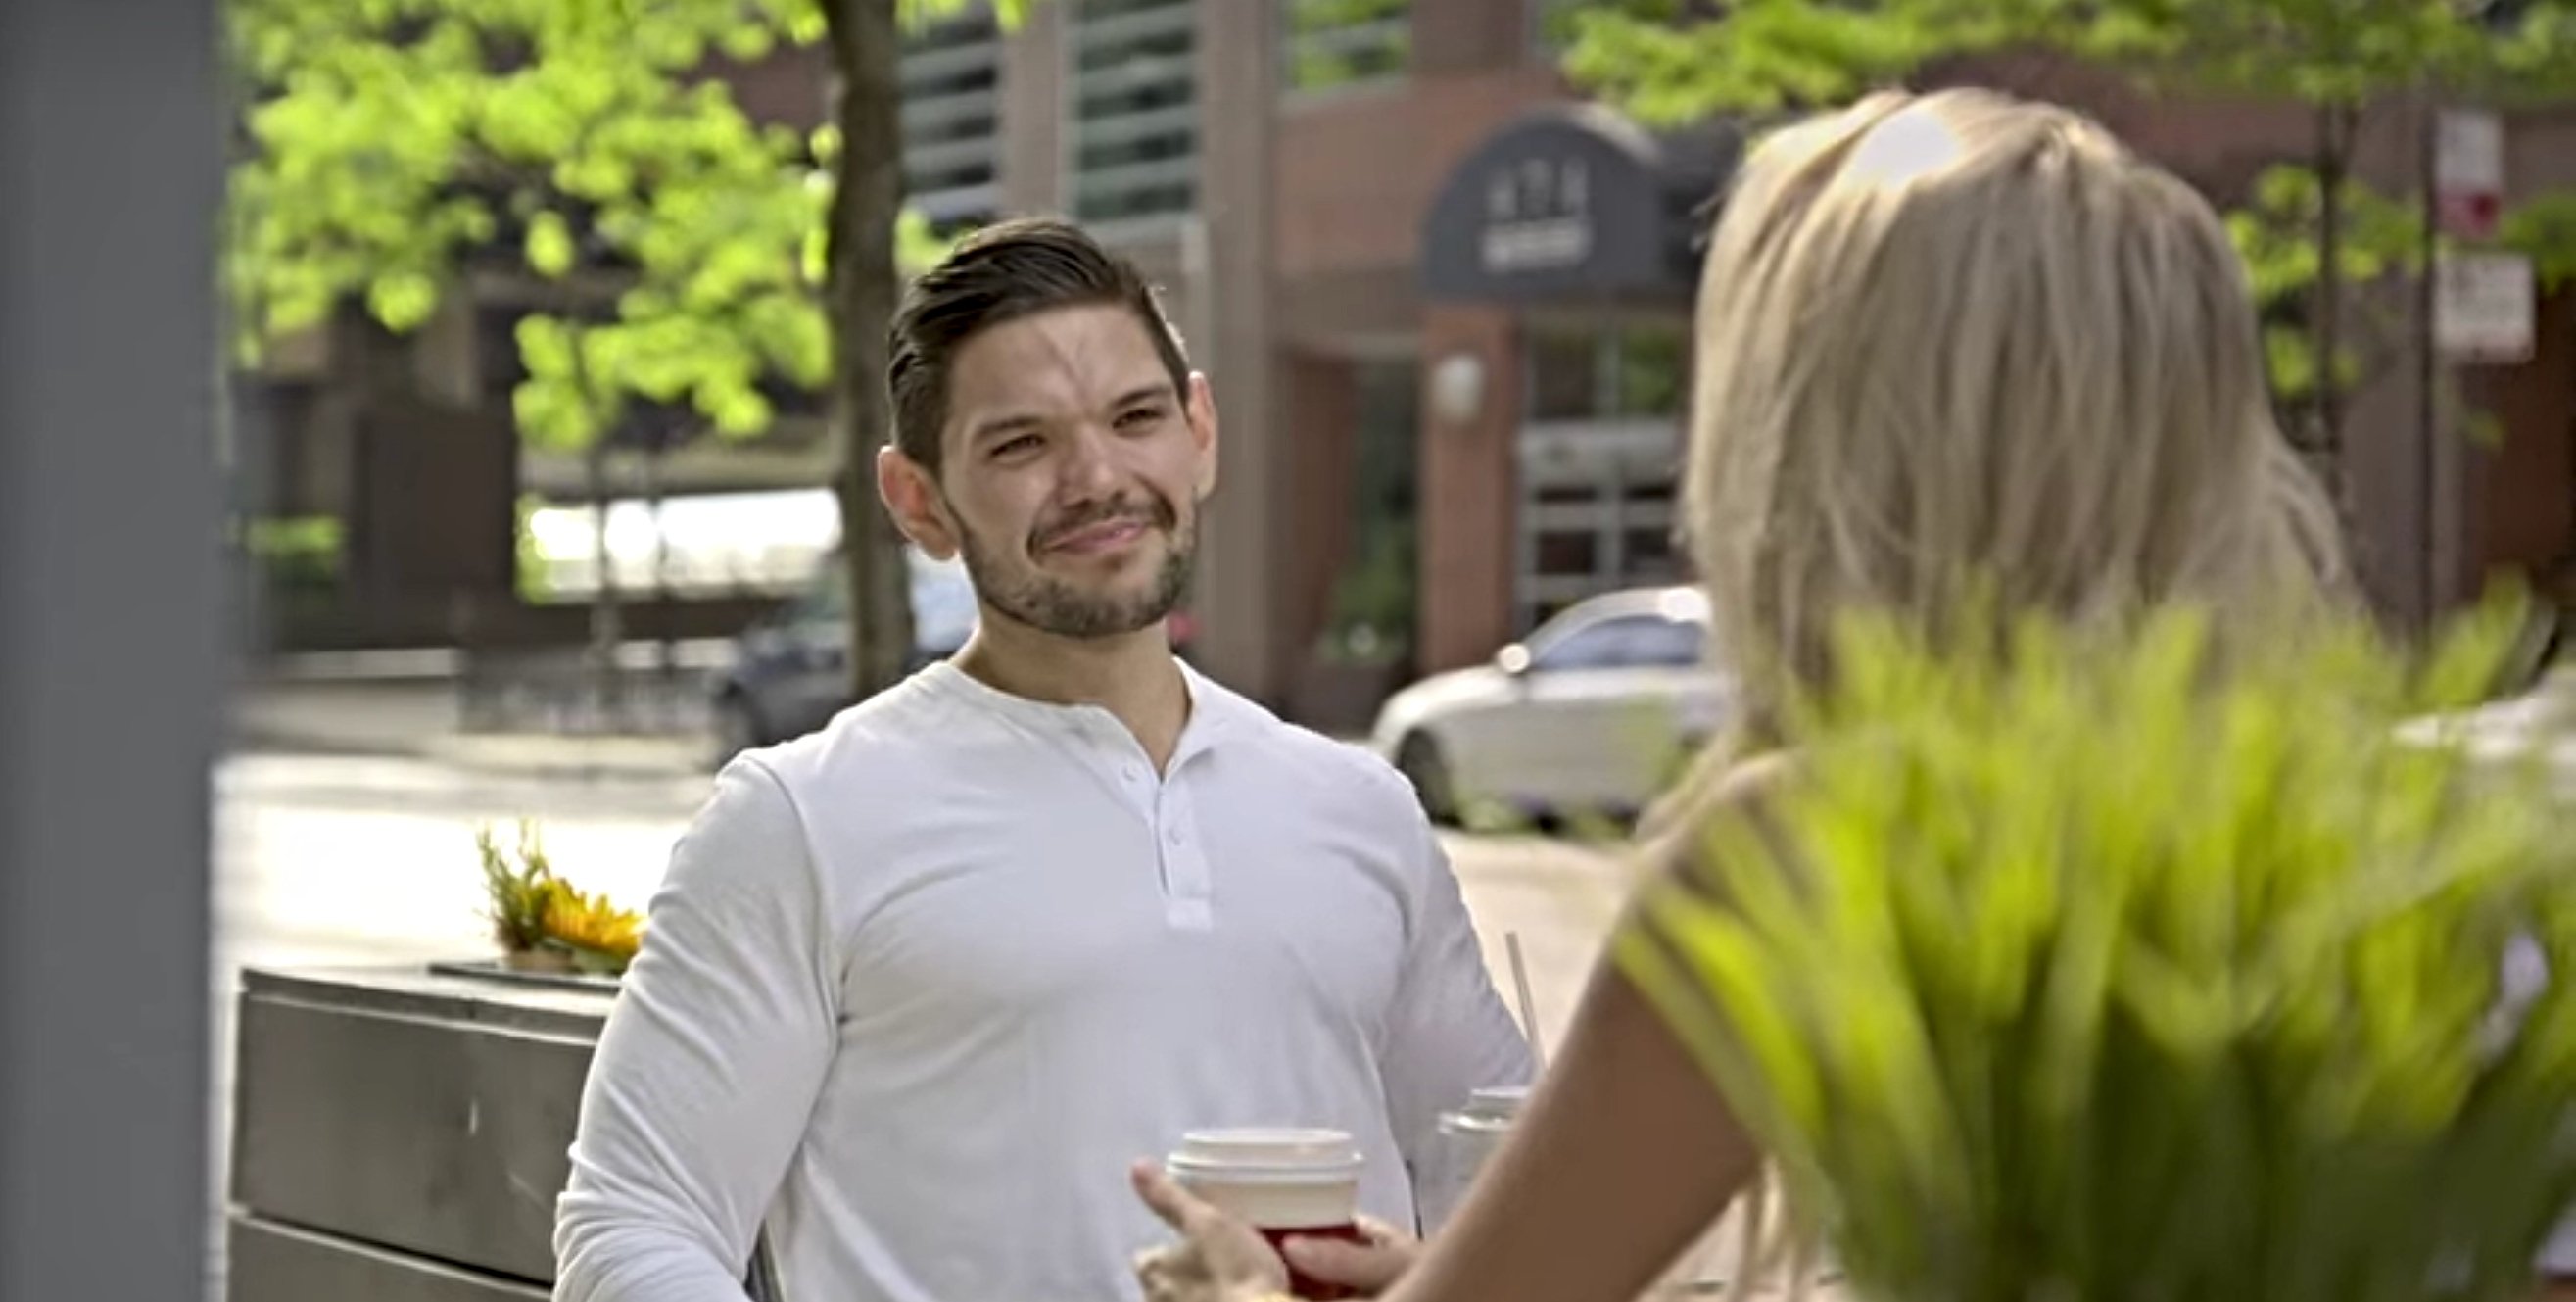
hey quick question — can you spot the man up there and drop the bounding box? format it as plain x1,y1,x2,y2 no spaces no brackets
554,217,1533,1302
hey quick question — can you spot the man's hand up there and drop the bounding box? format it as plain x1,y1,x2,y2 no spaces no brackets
1131,1162,1289,1302
1129,1162,1424,1301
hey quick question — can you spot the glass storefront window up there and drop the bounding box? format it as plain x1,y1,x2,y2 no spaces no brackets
1524,324,1687,421
1322,359,1420,664
1615,326,1686,417
1513,321,1692,633
1526,327,1599,422
1070,0,1199,223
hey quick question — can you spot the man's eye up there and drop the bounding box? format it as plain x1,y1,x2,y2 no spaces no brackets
989,434,1041,459
1116,407,1168,431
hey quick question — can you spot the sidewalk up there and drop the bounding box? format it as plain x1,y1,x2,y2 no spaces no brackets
231,673,712,779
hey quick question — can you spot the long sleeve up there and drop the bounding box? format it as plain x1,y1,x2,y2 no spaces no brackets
554,759,840,1302
1377,814,1537,1230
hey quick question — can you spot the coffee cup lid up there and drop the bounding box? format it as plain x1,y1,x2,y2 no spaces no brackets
1167,1128,1363,1184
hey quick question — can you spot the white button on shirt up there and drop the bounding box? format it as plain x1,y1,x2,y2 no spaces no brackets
555,661,1535,1302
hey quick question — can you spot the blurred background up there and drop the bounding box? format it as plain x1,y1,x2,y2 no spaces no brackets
7,1,2574,1299
227,0,2576,793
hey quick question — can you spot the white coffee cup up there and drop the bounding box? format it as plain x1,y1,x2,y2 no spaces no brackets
1164,1128,1363,1231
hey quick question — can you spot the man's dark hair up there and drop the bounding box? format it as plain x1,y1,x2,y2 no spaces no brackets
887,217,1191,478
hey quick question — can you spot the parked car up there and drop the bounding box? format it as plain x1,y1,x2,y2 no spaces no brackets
1368,586,1732,827
708,548,978,762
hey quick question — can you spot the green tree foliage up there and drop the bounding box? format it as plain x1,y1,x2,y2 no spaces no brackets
226,0,950,452
227,0,1016,698
1558,0,2576,463
1562,0,2576,127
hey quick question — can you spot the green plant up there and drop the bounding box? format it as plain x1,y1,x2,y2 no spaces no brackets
1320,520,1416,665
475,820,646,975
476,821,555,953
1623,598,2576,1302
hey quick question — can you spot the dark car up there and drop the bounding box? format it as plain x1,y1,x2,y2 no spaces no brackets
708,549,978,762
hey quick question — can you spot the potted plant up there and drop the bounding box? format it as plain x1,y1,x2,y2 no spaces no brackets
1625,600,2576,1302
476,821,644,977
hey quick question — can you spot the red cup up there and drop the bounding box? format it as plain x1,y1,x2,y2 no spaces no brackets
1167,1129,1367,1300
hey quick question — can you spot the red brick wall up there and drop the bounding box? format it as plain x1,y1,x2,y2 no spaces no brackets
1411,0,1545,77
1418,306,1521,672
1282,353,1362,650
2472,111,2576,594
1273,68,1570,281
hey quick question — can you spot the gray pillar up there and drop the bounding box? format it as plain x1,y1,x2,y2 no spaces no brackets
1193,0,1284,704
0,3,224,1302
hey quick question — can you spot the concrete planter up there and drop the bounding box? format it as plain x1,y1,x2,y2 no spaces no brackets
225,964,616,1301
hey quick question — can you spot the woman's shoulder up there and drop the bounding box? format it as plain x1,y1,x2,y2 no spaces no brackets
1635,747,1802,892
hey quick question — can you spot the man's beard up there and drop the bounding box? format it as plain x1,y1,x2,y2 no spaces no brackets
952,493,1196,640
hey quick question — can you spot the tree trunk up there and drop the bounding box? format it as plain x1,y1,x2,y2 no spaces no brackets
584,438,625,731
645,436,675,726
822,0,918,700
2312,101,2358,500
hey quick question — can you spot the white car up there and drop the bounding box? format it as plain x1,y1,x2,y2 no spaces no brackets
1369,587,1733,827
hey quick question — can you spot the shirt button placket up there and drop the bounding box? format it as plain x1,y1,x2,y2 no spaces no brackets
1159,784,1212,931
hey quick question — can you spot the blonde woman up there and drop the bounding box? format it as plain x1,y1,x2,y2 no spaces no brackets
1129,86,2345,1302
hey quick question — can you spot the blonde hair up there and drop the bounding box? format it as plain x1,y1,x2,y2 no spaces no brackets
1685,89,2346,727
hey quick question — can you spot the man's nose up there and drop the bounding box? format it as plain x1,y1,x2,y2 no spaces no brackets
1056,422,1121,498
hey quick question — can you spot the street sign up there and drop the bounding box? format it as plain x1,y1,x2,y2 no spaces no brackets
2434,251,2536,363
2435,109,2505,241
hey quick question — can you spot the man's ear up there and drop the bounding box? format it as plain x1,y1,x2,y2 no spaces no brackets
1184,371,1218,500
878,447,959,560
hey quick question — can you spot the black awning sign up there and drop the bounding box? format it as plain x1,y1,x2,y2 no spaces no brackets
1482,156,1594,274
1423,106,1731,306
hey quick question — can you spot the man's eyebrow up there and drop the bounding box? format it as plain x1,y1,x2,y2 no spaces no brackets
1109,383,1178,411
964,410,1046,445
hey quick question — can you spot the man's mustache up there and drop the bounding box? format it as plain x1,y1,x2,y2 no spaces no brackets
1030,496,1179,552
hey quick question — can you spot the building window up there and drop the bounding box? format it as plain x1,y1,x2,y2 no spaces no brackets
1069,0,1200,224
901,6,1003,232
1525,325,1689,422
1323,359,1420,664
1281,0,1409,95
1513,322,1692,631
